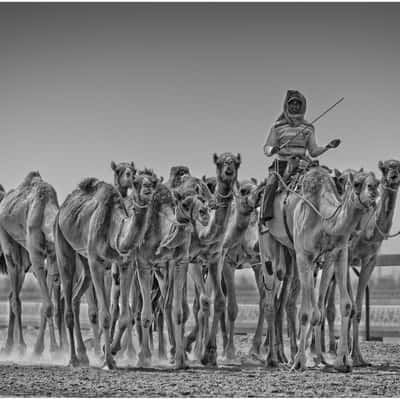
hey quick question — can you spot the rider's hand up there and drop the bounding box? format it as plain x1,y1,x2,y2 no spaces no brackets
326,139,341,149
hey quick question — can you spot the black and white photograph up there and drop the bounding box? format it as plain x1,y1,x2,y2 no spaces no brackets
0,1,400,397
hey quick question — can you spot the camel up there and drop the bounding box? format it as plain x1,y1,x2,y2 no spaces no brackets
0,172,60,356
182,152,241,367
260,165,379,371
321,160,400,366
110,169,210,368
54,169,159,369
218,178,264,360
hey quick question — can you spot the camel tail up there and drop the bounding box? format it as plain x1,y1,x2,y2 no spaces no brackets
0,254,7,275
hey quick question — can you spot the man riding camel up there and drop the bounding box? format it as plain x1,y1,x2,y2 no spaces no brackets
259,90,341,228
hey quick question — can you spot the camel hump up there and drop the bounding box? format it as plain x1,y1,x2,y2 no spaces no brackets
21,171,42,187
78,177,100,193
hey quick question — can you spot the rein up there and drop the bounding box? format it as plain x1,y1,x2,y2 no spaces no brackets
271,171,343,221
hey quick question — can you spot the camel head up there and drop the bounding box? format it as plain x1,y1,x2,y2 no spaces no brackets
234,179,260,213
213,152,241,185
332,168,346,195
346,170,379,210
173,189,210,227
133,168,160,205
111,160,136,191
168,166,191,188
202,175,217,194
378,159,400,189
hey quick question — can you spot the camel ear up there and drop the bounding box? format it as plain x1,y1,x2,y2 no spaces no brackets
334,168,341,178
359,167,364,173
159,176,164,183
213,153,219,165
251,177,258,185
236,153,242,166
202,175,207,183
378,160,385,173
130,162,136,173
111,161,117,171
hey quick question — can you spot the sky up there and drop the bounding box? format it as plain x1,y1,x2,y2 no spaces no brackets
1,3,400,253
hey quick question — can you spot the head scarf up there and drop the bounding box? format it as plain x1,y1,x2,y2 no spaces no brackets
276,90,307,127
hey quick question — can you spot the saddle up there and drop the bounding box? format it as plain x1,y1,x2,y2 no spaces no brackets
277,154,320,194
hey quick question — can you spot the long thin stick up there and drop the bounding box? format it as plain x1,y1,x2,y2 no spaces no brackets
279,97,344,150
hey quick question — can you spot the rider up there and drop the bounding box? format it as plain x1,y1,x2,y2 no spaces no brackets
259,90,340,228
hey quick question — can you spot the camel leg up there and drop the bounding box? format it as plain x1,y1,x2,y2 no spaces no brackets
88,256,115,370
109,263,120,342
71,258,91,366
326,277,337,355
154,271,167,360
5,261,26,355
172,259,189,369
276,248,295,364
136,264,153,367
54,225,79,367
291,252,314,371
52,267,67,352
186,263,207,359
46,261,59,353
286,263,300,363
259,234,281,367
222,261,238,361
86,282,102,356
0,235,28,356
249,266,266,357
190,263,210,361
163,266,176,361
27,234,53,356
201,255,225,367
123,276,137,360
111,261,134,357
333,248,352,372
2,291,15,354
313,263,334,366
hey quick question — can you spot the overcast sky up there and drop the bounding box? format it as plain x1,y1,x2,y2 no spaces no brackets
1,3,400,253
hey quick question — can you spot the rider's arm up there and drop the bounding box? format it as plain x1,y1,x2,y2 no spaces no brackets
307,126,329,158
263,127,278,157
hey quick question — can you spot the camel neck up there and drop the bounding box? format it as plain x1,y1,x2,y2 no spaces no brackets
323,189,366,237
375,183,399,235
117,199,151,254
117,185,128,199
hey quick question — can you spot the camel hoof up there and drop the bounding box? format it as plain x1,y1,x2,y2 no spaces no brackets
224,346,236,361
290,353,307,372
78,353,90,367
277,347,288,364
102,357,117,370
313,354,328,366
334,356,352,373
137,357,151,368
175,353,189,370
69,357,80,368
201,346,217,367
351,356,371,368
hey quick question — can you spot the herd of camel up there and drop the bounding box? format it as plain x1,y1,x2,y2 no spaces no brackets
0,152,399,373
